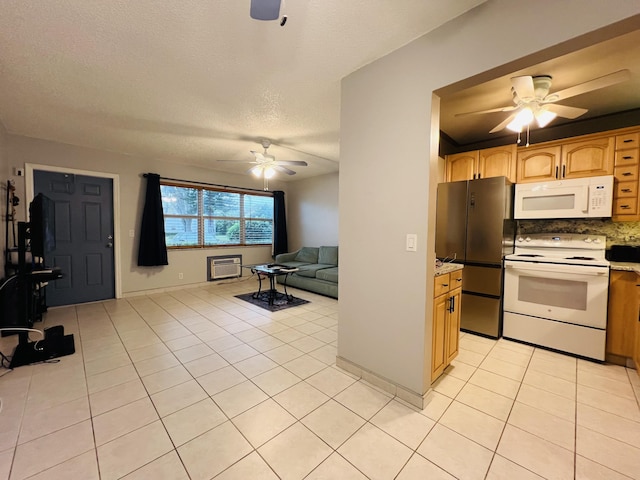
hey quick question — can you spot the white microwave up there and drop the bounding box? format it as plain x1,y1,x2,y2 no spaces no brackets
514,175,613,219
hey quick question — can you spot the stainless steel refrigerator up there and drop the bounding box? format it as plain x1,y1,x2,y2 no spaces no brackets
435,176,514,338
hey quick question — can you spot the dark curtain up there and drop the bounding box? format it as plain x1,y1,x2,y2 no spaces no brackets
272,190,288,257
137,173,168,266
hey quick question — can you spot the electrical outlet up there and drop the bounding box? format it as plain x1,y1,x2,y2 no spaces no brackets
178,273,184,279
129,229,135,238
15,168,24,177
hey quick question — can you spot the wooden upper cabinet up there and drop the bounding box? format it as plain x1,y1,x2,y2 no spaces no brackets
478,145,517,183
561,135,614,179
445,146,515,183
445,151,478,182
516,135,614,183
516,145,561,183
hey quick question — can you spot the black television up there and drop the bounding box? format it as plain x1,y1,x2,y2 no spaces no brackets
29,193,56,258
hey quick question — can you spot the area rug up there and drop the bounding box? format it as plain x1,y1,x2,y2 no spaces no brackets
235,292,309,311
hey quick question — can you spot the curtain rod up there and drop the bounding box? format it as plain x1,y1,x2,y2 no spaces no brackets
142,173,273,194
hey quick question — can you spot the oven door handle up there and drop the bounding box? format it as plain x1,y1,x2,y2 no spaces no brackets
504,262,609,276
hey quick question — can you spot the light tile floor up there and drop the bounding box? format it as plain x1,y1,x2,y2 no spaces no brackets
1,279,640,479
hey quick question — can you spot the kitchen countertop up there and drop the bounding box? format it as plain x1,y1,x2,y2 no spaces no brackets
610,261,640,274
435,262,464,276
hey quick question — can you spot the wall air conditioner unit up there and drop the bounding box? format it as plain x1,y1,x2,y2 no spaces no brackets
207,255,242,281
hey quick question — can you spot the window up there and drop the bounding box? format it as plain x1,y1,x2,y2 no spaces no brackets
160,183,273,248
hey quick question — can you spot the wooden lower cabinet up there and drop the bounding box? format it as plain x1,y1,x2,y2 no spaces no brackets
606,270,640,361
635,273,640,374
431,270,462,382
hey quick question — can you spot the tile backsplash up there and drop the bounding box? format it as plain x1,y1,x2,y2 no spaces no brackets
516,219,640,248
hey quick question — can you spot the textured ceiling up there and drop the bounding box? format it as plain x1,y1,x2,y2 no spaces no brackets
0,0,485,180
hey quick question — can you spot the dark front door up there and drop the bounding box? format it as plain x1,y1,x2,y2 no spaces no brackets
34,171,115,306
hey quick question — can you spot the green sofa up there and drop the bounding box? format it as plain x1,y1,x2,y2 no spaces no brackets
275,246,338,299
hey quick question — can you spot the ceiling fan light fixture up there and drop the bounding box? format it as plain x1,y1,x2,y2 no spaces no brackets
535,109,557,128
264,166,276,179
250,166,263,177
507,107,534,132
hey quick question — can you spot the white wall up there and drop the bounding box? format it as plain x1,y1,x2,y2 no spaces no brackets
339,0,640,395
286,172,338,250
5,134,288,295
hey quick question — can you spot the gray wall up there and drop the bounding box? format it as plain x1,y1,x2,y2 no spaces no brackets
4,134,288,295
339,0,640,395
0,123,9,275
286,172,338,251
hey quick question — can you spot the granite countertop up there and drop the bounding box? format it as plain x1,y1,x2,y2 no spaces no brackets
610,261,640,274
435,262,464,277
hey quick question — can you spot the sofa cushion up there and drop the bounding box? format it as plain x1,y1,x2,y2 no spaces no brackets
295,264,334,278
295,247,319,264
318,246,338,266
277,261,311,269
316,267,338,283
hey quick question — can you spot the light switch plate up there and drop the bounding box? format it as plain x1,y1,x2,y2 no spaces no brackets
406,234,417,252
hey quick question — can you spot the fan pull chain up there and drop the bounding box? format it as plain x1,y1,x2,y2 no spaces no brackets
525,124,530,147
516,131,521,144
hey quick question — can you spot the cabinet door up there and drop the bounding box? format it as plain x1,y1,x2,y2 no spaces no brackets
431,293,448,381
516,146,561,183
446,287,461,364
606,271,639,357
562,136,614,179
445,151,478,182
478,145,517,182
635,279,640,376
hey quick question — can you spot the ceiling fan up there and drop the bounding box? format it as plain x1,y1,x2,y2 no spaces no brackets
218,139,308,189
250,0,287,25
456,69,631,136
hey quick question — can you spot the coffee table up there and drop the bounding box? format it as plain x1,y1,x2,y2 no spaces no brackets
250,264,299,306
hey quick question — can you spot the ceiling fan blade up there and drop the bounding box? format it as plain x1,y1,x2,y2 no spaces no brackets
455,105,518,117
489,112,518,133
217,159,260,164
273,165,297,175
250,0,281,20
250,150,266,161
545,103,588,119
274,160,308,166
549,69,630,102
511,76,535,101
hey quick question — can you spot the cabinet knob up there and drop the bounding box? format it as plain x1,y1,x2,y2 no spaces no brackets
622,172,633,176
621,205,631,209
442,283,449,287
622,188,632,193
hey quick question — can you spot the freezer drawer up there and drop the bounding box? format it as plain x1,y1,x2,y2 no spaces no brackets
462,265,503,297
460,293,502,338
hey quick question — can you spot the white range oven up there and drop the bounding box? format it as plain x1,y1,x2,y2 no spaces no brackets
503,233,610,360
